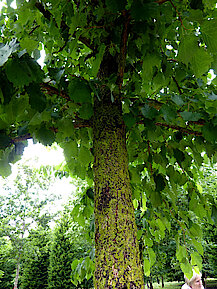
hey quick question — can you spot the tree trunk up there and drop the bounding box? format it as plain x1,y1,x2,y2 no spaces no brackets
14,258,20,289
93,96,145,288
161,276,164,288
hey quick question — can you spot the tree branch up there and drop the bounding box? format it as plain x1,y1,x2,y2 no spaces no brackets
40,83,71,101
154,122,202,136
34,1,95,51
117,10,131,89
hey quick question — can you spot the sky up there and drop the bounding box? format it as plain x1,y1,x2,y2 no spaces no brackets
0,140,77,211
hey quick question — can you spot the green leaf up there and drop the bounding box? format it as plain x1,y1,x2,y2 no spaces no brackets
171,95,185,106
131,1,158,21
191,48,213,77
35,125,55,146
202,0,216,9
148,248,156,267
105,0,126,12
176,245,187,262
0,133,11,149
78,103,93,120
178,35,212,76
143,259,150,276
123,112,136,129
153,173,166,192
20,38,38,54
192,238,204,255
68,78,92,103
5,54,44,87
180,261,193,279
174,148,185,163
137,229,143,240
78,145,93,166
149,189,162,208
202,124,217,143
90,44,106,78
180,111,201,121
26,83,46,112
160,104,177,123
211,205,217,224
142,53,161,82
178,35,197,65
141,104,158,120
201,20,217,53
0,159,11,177
190,252,202,268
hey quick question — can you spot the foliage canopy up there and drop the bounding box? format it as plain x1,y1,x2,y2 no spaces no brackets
1,0,217,287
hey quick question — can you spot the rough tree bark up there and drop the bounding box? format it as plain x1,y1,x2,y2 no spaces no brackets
93,84,145,288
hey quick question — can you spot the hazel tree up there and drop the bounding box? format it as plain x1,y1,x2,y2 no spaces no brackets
1,0,217,288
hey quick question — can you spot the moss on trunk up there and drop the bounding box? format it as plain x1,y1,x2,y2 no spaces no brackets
93,98,144,289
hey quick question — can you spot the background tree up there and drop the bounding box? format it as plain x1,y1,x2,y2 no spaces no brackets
20,224,51,289
0,164,58,289
1,0,217,287
0,237,17,289
48,206,93,289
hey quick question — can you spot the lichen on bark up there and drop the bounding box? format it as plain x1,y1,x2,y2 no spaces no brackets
93,95,145,289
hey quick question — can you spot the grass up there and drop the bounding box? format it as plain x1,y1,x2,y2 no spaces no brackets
152,279,217,289
153,281,182,289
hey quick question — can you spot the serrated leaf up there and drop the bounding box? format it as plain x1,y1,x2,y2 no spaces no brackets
131,1,158,21
26,83,46,112
35,126,55,146
0,133,11,149
78,145,93,165
90,44,106,78
0,160,11,177
141,104,158,120
180,111,201,121
5,54,44,87
178,35,197,65
160,104,177,123
153,173,166,192
174,148,185,163
78,103,93,120
178,35,212,76
20,38,38,54
191,252,202,267
192,238,204,255
201,19,217,53
191,48,213,77
148,248,156,267
68,78,92,103
143,259,150,276
142,53,161,81
176,245,187,262
180,261,193,279
202,124,217,143
137,229,143,240
123,112,136,129
171,95,185,106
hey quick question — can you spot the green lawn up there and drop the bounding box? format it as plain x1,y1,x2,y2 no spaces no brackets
153,279,217,289
153,281,182,289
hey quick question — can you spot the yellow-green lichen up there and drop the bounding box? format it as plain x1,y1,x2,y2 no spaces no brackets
93,101,145,288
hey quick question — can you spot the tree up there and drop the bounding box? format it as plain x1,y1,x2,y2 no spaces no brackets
48,208,93,289
20,227,51,289
0,237,17,289
1,0,217,287
0,164,58,289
